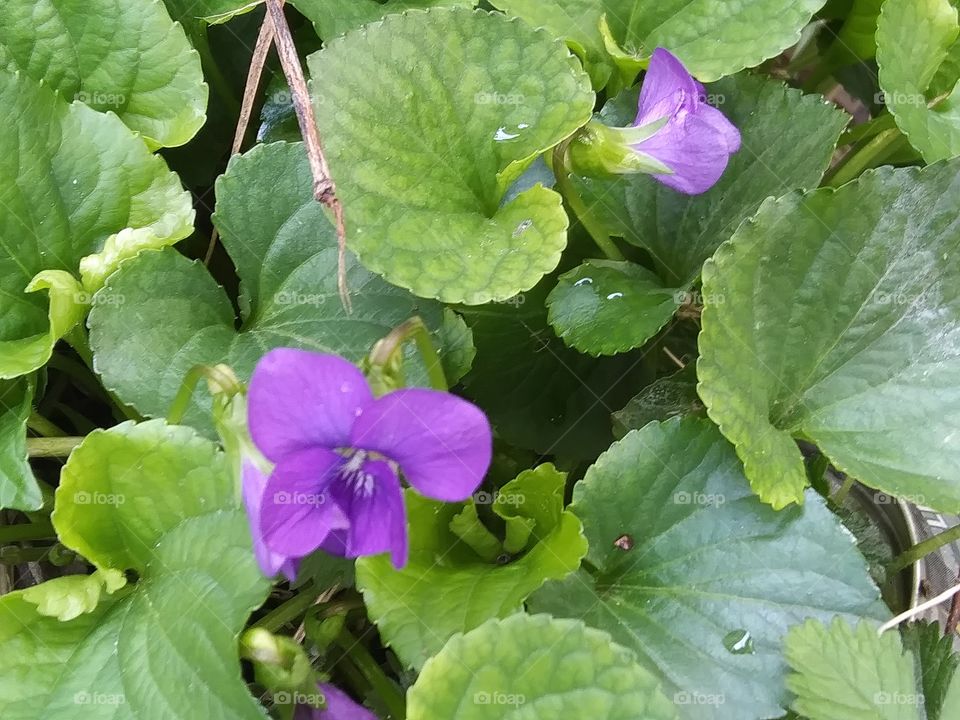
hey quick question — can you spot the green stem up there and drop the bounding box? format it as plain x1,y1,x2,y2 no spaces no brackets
830,475,856,506
369,317,447,391
27,413,68,438
889,523,960,575
168,364,241,425
839,113,897,146
26,437,84,457
0,519,56,544
552,145,625,261
336,629,406,720
253,588,324,633
825,128,901,187
0,546,51,564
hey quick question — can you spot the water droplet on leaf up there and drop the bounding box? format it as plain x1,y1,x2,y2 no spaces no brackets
722,629,754,655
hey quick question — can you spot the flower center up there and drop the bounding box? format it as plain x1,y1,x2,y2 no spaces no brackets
337,450,375,498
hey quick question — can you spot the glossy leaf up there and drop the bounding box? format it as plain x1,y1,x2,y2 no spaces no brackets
89,142,444,431
0,70,193,379
307,8,594,304
0,379,41,511
529,418,887,720
407,614,679,720
0,420,270,719
698,163,960,510
356,464,587,669
296,0,476,38
0,0,206,148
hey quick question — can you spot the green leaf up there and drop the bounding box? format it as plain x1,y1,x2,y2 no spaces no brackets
89,142,444,432
611,366,702,438
356,464,587,670
307,7,594,304
529,418,887,720
574,73,848,290
833,0,885,61
877,0,960,162
490,0,828,82
460,277,651,459
407,613,679,720
902,622,960,720
0,0,207,148
20,569,126,622
0,379,42,511
296,0,476,38
786,619,921,720
0,420,270,719
546,259,678,355
698,162,960,510
0,70,193,379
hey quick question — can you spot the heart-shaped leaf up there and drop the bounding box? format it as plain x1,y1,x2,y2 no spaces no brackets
356,464,587,669
296,0,476,38
877,0,960,162
0,420,270,718
89,142,447,432
529,418,887,720
0,0,207,148
307,7,594,304
698,162,960,510
0,70,193,379
407,613,679,719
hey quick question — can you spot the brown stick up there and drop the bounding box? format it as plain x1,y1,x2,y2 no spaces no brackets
947,573,960,635
264,0,351,312
204,10,277,265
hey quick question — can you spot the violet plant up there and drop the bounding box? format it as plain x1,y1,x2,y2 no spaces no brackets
0,1,959,719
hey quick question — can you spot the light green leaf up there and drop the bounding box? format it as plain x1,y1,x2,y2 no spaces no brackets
786,619,921,720
307,7,594,304
296,0,476,38
575,73,848,290
547,259,678,355
877,0,960,162
20,569,126,622
407,614,679,720
89,142,444,432
0,379,42,511
490,0,828,82
0,70,193,379
529,418,887,720
833,0,885,61
902,621,960,720
356,464,587,670
698,163,960,510
0,0,207,148
0,420,270,719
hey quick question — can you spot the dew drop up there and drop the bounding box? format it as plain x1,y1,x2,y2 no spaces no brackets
722,629,754,655
574,277,593,287
513,219,533,237
607,292,624,300
494,127,520,141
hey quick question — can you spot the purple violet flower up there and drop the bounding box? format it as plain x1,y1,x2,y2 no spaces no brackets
630,48,741,194
243,348,492,575
293,684,377,720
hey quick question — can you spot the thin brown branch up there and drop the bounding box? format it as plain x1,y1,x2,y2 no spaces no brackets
265,0,351,312
947,573,960,635
204,10,277,265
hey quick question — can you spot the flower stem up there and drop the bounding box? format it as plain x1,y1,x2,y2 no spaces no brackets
27,413,68,438
888,523,960,575
336,629,406,720
552,144,625,261
829,475,856,506
370,317,447,391
26,437,84,457
825,128,901,187
253,587,325,633
0,519,56,544
167,364,242,425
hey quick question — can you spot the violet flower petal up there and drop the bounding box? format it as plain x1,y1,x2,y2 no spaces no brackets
249,349,373,462
241,460,301,580
319,458,408,568
350,389,492,502
293,684,377,720
259,447,350,557
635,47,700,126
